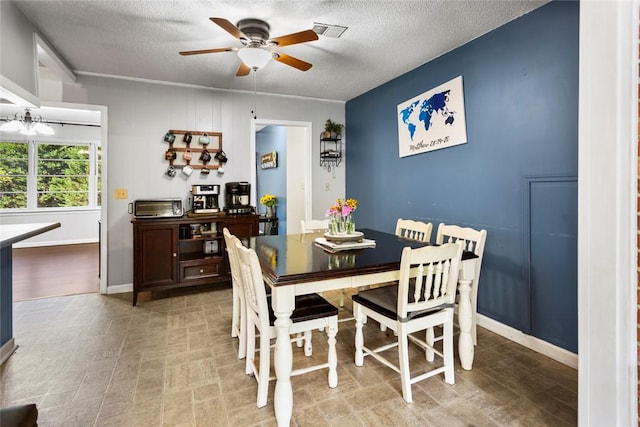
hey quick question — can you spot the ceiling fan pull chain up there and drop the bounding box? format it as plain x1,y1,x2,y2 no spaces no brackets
252,70,258,119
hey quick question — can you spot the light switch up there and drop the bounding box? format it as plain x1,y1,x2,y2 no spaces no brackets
114,188,128,199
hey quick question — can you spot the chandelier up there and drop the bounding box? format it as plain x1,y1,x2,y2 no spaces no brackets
0,108,55,136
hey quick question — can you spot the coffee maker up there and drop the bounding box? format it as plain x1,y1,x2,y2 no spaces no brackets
224,181,254,214
191,185,220,214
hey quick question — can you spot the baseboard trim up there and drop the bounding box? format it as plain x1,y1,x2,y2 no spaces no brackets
0,338,17,366
106,283,132,294
477,314,578,369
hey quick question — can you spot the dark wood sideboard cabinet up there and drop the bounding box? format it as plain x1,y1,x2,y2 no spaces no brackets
131,214,259,305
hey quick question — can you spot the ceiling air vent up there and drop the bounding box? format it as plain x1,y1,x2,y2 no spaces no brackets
312,23,348,38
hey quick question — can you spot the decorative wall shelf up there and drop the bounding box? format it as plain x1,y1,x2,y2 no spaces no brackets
164,129,223,171
320,134,342,171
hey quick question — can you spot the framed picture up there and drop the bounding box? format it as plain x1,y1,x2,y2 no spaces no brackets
396,75,467,158
261,151,277,169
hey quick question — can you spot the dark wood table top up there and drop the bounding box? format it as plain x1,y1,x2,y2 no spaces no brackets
249,228,477,287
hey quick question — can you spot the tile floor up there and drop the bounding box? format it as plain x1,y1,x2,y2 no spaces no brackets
0,287,578,426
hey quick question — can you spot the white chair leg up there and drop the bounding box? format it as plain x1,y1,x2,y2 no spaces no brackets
398,325,412,403
256,332,271,408
231,286,239,338
296,332,303,348
380,323,387,332
426,327,435,362
246,322,256,376
238,295,247,359
326,318,338,388
339,289,345,307
354,306,365,367
443,319,455,385
304,330,313,357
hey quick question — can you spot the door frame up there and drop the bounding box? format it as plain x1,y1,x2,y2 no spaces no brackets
250,119,312,233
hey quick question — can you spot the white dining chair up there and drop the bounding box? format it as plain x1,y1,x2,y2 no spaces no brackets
235,240,339,408
300,219,330,233
435,223,487,345
395,218,432,243
353,242,463,403
223,227,248,359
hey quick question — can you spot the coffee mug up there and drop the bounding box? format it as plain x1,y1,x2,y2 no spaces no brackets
201,168,210,175
199,133,210,145
217,166,225,176
183,149,192,161
166,166,176,177
165,149,176,160
200,149,211,162
182,165,193,177
164,132,175,143
183,132,192,144
215,150,228,163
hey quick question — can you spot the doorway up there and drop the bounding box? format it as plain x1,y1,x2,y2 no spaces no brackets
250,119,312,234
0,101,108,296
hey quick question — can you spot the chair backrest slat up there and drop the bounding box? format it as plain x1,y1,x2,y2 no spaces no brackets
397,243,462,320
395,219,432,243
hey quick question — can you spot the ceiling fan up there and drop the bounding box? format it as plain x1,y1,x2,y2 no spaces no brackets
179,17,318,76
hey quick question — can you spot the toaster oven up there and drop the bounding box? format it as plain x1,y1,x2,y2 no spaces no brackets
134,199,184,218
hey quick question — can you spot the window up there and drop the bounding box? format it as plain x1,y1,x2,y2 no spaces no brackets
0,140,101,210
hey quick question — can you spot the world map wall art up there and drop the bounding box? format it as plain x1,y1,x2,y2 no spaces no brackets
397,75,467,158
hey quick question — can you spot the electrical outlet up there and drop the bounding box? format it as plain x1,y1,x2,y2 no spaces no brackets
324,183,330,191
114,188,128,199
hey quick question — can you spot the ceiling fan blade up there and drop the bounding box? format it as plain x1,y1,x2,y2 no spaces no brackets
269,30,318,47
210,17,247,40
236,62,252,76
273,52,313,72
179,47,235,56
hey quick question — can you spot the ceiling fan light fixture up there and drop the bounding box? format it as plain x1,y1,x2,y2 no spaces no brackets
237,47,272,70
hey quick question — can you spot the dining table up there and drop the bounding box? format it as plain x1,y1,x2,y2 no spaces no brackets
248,228,478,427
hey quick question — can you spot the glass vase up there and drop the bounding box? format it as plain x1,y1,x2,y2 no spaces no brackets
346,214,355,234
329,216,347,235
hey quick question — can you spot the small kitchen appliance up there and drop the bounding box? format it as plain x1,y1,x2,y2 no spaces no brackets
224,181,254,214
134,199,183,218
191,184,220,214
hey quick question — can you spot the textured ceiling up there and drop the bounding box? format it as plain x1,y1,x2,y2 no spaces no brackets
14,0,548,102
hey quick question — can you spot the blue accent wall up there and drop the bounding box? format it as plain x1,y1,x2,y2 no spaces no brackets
256,126,287,234
345,2,578,352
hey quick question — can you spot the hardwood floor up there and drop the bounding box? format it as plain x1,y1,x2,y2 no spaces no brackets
11,243,99,302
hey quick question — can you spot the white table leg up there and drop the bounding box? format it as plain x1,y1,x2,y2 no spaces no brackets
457,278,474,370
272,288,295,427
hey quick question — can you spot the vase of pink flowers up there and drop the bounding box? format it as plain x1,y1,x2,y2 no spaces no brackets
326,198,358,235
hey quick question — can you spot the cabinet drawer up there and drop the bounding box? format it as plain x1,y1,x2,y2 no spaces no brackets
180,260,222,282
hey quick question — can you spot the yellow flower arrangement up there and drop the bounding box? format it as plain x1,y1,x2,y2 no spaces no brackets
260,194,277,207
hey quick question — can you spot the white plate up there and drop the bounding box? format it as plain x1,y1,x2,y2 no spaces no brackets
323,231,364,243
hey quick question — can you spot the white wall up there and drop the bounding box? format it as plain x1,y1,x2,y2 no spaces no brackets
61,74,345,289
0,1,38,97
287,126,307,235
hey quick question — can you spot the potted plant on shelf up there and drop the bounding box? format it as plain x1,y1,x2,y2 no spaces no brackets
324,119,343,139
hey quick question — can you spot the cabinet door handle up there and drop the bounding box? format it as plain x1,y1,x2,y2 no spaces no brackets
199,268,204,274
173,253,177,257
